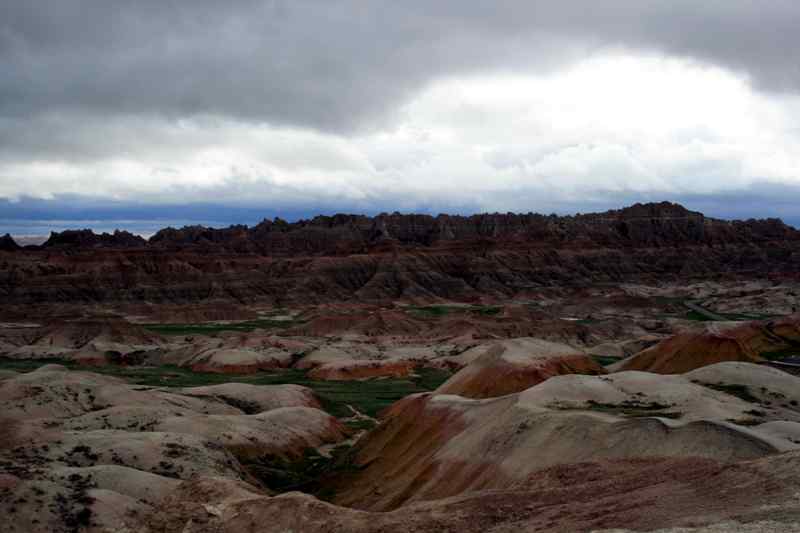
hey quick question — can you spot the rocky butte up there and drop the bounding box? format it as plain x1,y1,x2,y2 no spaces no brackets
0,202,798,308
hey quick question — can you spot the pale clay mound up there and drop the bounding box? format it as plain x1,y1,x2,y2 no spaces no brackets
5,355,800,531
293,340,472,374
179,382,321,412
686,362,800,405
186,347,294,373
155,407,346,461
294,343,381,370
3,465,181,532
329,365,800,511
436,337,604,398
0,366,348,532
0,367,241,421
2,319,166,360
517,368,799,423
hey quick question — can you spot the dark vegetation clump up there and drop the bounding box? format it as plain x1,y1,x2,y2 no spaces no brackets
245,445,361,497
407,304,502,318
584,399,682,419
142,318,303,336
701,383,761,403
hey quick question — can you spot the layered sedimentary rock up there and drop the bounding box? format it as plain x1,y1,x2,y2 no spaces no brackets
142,202,800,253
42,228,147,249
1,202,799,307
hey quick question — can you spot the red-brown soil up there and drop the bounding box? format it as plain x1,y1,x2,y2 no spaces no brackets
616,315,800,374
436,338,605,398
145,452,800,532
308,359,417,380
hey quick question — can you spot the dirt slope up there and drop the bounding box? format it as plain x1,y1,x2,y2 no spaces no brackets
146,451,800,533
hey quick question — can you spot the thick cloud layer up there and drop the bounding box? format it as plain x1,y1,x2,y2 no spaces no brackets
3,1,800,130
2,1,800,231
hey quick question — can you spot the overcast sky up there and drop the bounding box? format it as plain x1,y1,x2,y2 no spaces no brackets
2,1,800,235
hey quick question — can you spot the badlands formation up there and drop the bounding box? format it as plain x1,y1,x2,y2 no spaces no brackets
2,203,800,532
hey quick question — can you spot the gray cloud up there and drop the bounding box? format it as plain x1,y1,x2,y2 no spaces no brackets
2,1,800,132
3,1,800,228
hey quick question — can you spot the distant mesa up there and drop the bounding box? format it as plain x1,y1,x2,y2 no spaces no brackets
42,228,147,249
7,201,797,254
3,201,800,306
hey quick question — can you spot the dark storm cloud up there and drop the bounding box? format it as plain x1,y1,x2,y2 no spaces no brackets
2,1,800,132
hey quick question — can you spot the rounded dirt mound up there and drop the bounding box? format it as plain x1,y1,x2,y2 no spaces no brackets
435,337,604,398
612,319,800,374
308,359,416,381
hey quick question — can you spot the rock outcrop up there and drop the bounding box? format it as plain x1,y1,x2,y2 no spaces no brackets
143,202,798,253
2,202,799,306
42,228,147,249
0,233,20,251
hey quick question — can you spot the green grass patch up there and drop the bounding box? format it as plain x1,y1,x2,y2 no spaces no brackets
407,305,453,317
406,304,502,318
344,418,378,432
701,382,761,403
591,355,622,367
470,305,502,316
726,417,763,426
721,312,779,321
653,296,686,305
142,318,302,336
760,349,800,362
685,310,715,322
